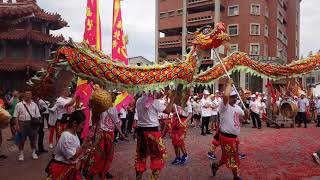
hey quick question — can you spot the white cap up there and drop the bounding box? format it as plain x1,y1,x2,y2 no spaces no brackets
230,89,237,96
251,94,256,98
203,90,210,95
215,90,220,93
263,92,266,94
301,91,306,96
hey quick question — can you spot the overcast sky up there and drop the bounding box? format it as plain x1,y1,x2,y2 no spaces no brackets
38,0,319,61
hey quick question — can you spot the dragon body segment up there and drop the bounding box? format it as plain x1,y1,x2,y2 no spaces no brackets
29,22,320,100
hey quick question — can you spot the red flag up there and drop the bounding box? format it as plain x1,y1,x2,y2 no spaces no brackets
84,0,102,50
112,0,133,109
76,0,102,138
112,0,128,64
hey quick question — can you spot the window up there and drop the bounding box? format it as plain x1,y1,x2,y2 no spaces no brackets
265,6,269,17
228,5,239,16
264,25,268,37
277,11,284,23
228,44,238,55
159,12,167,19
168,10,175,17
277,28,283,40
228,24,239,36
283,35,288,45
177,9,183,16
277,46,283,58
250,23,260,35
250,4,261,15
250,43,260,55
306,77,315,84
230,44,238,53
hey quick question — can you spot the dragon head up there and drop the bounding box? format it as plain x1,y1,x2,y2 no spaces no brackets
192,22,230,51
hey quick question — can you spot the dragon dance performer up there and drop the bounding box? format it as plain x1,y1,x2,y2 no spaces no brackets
53,89,74,141
168,99,193,165
46,110,90,180
135,90,176,180
86,90,127,180
211,79,249,180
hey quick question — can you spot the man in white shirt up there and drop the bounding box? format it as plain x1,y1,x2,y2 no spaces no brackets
249,94,262,129
211,91,222,130
135,90,176,180
35,97,49,154
210,79,248,180
13,90,41,161
54,89,73,141
200,90,213,135
297,92,309,128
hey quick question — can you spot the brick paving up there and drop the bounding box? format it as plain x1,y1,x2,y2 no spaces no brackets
1,124,320,180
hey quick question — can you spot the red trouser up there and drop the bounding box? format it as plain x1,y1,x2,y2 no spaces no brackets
49,126,56,144
87,131,115,176
135,128,167,173
169,117,187,147
46,160,82,180
219,133,240,170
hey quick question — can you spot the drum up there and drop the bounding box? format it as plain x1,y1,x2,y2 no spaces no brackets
280,100,298,119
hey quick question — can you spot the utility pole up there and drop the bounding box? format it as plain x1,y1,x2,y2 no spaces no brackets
182,0,187,59
155,0,159,63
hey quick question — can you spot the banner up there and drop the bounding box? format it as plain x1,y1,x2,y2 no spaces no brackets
112,0,133,110
77,0,102,138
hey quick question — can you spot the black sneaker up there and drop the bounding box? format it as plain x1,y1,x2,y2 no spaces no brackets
238,153,246,159
201,132,206,136
210,162,219,176
0,154,7,160
206,131,213,134
106,172,113,179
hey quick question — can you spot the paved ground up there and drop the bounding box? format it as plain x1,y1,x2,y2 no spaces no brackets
1,124,320,180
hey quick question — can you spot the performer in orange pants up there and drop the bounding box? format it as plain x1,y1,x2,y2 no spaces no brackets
85,91,126,180
135,91,176,180
210,79,249,180
168,103,192,165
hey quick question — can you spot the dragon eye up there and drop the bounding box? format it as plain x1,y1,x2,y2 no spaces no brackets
202,28,211,35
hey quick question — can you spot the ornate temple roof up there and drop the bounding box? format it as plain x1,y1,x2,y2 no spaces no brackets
0,0,68,30
0,59,47,71
0,29,64,43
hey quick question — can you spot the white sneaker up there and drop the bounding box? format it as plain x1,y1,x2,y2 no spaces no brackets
32,153,39,160
49,144,54,149
312,153,320,165
18,153,24,161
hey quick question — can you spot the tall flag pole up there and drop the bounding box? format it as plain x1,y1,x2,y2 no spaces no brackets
112,0,133,111
75,0,102,138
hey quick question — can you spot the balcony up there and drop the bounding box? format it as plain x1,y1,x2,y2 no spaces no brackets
187,11,214,27
165,54,182,62
186,34,195,46
159,35,182,49
188,0,214,9
159,14,183,31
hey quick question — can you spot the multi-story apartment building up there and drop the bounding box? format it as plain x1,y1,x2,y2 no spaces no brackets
156,0,301,92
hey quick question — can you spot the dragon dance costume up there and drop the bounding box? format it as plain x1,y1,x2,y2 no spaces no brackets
85,107,120,178
46,131,82,180
135,95,167,179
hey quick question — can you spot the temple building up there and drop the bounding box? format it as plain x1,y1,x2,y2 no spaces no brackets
0,0,67,90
